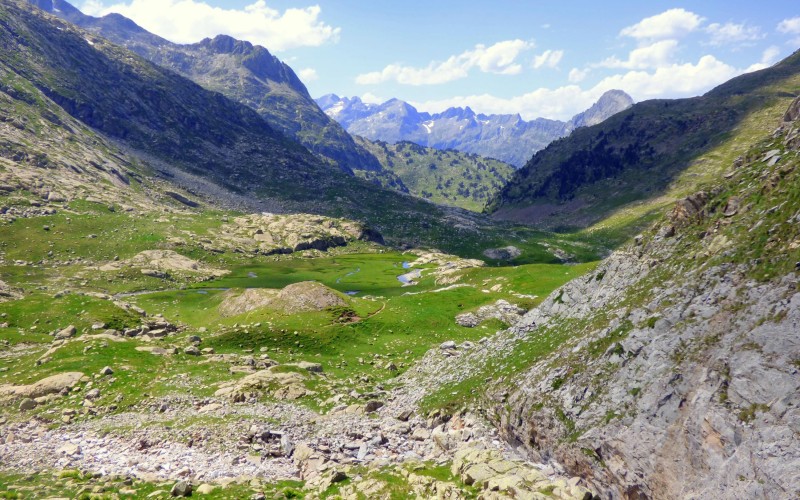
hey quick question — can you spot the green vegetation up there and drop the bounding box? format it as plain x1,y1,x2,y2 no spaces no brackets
355,137,515,211
0,186,594,418
0,471,297,499
489,49,800,230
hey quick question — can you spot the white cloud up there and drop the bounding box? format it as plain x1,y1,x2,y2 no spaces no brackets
297,68,318,82
355,39,533,86
79,0,340,51
706,22,763,46
778,17,800,34
599,39,678,69
360,92,385,105
412,54,743,121
532,50,564,69
568,67,589,83
620,8,704,41
745,46,782,72
594,55,738,100
778,17,800,44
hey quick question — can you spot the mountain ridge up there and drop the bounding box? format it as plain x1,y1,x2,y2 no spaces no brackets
317,90,633,167
487,49,800,230
29,0,383,172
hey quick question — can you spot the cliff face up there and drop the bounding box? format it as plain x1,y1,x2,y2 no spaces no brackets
489,96,800,498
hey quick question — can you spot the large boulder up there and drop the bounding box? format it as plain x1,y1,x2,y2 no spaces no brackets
271,281,348,314
218,288,279,316
0,372,84,400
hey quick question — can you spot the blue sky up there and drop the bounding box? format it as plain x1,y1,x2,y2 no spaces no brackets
79,0,800,120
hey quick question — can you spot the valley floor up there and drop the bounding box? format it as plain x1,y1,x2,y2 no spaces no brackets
0,205,598,499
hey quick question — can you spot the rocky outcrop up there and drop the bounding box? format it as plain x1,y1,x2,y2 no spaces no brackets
271,282,349,314
98,250,228,280
483,246,522,261
456,299,526,328
219,281,348,318
0,279,22,302
403,250,485,286
217,288,279,317
0,372,84,401
215,366,312,402
211,213,383,255
481,97,800,499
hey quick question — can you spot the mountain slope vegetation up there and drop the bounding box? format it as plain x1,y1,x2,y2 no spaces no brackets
354,137,515,211
3,0,540,256
411,91,800,500
488,50,800,230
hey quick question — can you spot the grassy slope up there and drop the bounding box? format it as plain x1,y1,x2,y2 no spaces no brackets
355,137,515,212
489,49,800,231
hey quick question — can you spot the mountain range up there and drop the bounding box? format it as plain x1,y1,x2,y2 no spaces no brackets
316,90,633,167
27,0,529,211
2,1,800,498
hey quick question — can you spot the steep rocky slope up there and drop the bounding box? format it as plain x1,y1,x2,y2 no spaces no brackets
488,50,800,230
317,90,633,167
27,0,382,173
412,96,800,498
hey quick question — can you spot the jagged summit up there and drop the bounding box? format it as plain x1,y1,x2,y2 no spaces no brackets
193,35,306,91
316,90,634,167
571,89,634,128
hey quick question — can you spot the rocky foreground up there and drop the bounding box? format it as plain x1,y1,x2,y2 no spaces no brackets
0,337,596,499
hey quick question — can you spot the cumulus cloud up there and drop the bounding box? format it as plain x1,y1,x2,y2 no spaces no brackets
778,17,800,34
594,55,738,100
598,39,678,69
532,50,564,69
568,67,589,83
413,54,746,121
620,8,704,41
706,22,763,46
297,68,318,82
745,46,782,72
79,0,340,51
360,92,385,105
778,17,800,44
355,39,533,86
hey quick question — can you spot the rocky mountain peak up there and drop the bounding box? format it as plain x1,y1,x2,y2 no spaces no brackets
570,89,635,128
194,35,303,91
438,106,476,121
318,91,633,167
199,34,255,55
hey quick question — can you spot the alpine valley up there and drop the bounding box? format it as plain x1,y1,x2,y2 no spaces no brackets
0,1,798,499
